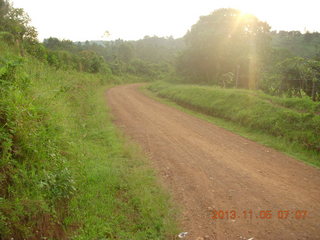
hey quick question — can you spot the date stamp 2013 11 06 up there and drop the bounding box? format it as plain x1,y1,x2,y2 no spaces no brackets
211,209,308,220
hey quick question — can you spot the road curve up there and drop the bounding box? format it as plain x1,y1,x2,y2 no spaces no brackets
106,84,320,240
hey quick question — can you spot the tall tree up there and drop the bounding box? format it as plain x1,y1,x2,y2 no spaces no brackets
178,8,271,88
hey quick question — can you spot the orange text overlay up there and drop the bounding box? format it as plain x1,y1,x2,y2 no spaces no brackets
212,210,308,220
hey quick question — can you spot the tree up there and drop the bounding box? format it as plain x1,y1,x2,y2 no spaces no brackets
0,0,9,20
177,8,271,88
277,57,320,100
79,50,106,73
0,0,38,55
117,42,134,63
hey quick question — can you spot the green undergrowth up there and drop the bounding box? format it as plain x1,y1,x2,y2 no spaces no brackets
146,81,320,167
0,42,177,239
64,86,178,240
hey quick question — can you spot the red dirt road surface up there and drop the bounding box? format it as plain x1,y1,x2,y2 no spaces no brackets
106,84,320,240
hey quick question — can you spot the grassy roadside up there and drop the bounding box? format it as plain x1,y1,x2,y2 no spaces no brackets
0,41,178,239
143,82,320,168
64,85,178,240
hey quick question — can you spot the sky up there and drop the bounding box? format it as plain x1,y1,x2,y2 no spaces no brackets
12,0,320,42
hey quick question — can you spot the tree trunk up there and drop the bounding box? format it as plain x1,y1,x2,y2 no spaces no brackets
16,39,24,57
312,78,316,102
235,64,240,88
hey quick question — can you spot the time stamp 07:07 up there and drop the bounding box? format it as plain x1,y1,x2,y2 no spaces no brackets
212,209,308,220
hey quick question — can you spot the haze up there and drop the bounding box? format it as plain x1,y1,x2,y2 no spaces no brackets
13,0,320,41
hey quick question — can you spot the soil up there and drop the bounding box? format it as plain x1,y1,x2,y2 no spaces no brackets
106,84,320,240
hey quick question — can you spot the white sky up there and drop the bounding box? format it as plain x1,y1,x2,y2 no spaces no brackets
12,0,320,42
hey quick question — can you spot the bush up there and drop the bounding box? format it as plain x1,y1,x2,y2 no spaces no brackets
0,55,75,239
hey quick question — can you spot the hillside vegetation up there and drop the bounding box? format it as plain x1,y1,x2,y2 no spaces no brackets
0,41,177,239
147,82,320,166
0,1,177,239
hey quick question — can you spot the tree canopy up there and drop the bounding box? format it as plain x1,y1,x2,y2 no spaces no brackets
177,8,271,88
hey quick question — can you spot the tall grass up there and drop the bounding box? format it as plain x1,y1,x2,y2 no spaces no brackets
0,42,177,239
147,81,320,167
56,80,177,240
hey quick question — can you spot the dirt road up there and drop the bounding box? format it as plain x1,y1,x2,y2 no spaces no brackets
106,84,320,240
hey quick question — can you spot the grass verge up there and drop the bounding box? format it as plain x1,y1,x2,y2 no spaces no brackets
143,82,320,168
65,85,178,240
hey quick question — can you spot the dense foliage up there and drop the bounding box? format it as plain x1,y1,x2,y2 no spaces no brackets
43,36,184,78
271,31,320,59
177,9,271,88
174,8,320,101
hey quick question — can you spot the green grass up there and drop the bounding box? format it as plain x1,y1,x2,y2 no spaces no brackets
63,86,178,240
145,81,320,167
0,42,178,239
